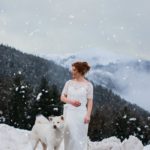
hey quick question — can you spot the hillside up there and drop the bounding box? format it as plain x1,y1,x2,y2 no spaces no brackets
42,51,150,111
0,44,70,89
0,44,150,144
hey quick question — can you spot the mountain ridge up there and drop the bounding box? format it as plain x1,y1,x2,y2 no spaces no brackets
0,44,150,144
40,51,150,111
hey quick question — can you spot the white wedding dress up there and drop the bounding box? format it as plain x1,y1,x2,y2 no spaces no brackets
61,80,93,150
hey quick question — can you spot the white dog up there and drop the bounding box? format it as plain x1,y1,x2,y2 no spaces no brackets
30,115,64,150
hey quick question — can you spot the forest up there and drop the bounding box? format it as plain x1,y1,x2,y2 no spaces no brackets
0,44,150,145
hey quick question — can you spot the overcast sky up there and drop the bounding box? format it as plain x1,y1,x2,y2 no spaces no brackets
0,0,150,60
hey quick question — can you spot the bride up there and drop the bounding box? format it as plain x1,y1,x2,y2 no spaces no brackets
60,61,93,150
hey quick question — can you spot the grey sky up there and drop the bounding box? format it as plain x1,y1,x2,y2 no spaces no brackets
0,0,150,60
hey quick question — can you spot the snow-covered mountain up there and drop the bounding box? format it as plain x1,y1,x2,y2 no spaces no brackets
40,50,150,112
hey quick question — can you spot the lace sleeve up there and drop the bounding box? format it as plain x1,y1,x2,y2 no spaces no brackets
87,82,93,99
61,80,69,96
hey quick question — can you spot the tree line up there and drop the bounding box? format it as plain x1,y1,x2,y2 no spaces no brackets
0,72,150,145
0,72,63,129
0,43,150,145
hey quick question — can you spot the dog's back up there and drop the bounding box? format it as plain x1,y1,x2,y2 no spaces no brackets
30,115,53,149
35,115,50,124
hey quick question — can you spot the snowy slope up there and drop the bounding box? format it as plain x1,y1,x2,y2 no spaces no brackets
0,124,149,150
39,50,150,111
145,145,150,150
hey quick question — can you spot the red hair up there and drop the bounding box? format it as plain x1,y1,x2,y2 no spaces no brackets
72,61,90,75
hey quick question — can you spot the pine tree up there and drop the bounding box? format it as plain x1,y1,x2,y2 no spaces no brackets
112,106,145,141
33,77,63,118
49,84,63,116
9,72,32,129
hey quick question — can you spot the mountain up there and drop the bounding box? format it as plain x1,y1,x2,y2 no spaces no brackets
40,51,150,111
0,44,150,144
0,44,70,90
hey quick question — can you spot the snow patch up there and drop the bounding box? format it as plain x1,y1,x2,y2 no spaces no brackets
0,124,149,150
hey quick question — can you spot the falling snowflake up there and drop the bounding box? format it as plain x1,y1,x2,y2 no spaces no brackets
129,118,136,121
68,15,75,19
36,93,42,101
53,108,58,111
18,71,22,75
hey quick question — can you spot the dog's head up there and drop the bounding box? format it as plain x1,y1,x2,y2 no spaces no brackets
48,115,64,130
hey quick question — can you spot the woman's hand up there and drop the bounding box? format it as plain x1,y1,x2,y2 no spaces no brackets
68,99,81,107
84,113,90,124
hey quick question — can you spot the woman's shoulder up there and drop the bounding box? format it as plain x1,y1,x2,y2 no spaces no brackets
65,79,93,87
80,80,93,91
87,81,93,87
65,79,72,85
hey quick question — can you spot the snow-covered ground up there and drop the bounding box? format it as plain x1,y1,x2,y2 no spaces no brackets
0,124,149,150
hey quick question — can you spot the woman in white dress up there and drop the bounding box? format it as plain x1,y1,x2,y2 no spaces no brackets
60,61,93,150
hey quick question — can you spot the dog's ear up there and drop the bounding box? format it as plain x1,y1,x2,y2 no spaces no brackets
48,117,53,121
61,116,64,120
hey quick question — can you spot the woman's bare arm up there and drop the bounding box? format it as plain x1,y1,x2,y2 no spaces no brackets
60,95,81,107
87,98,93,117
